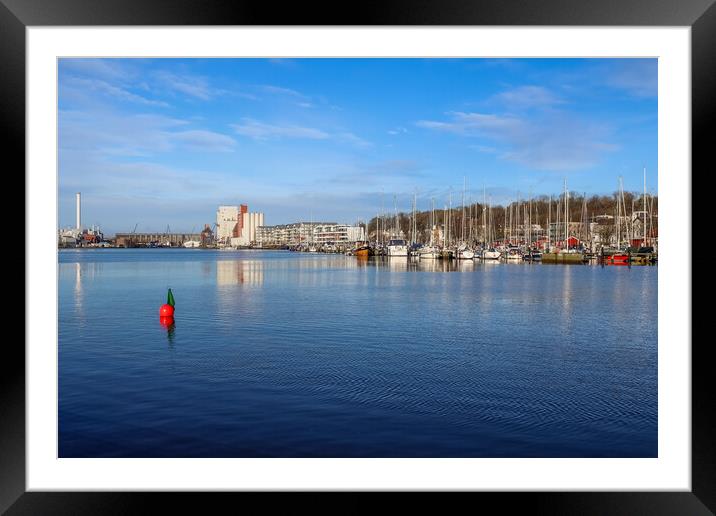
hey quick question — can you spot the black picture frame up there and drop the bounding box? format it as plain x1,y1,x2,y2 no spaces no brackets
4,0,711,513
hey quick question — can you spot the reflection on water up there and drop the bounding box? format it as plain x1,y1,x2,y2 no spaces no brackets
216,260,264,286
58,249,657,458
160,316,176,346
73,262,82,313
355,256,480,273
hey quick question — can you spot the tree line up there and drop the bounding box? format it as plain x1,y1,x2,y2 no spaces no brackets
365,192,658,243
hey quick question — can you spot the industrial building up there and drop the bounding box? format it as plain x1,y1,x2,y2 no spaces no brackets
58,192,106,247
216,204,264,247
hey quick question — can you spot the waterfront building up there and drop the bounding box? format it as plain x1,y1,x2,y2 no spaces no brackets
256,222,365,246
313,224,365,244
256,222,332,246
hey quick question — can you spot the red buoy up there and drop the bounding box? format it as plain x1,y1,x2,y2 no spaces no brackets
159,304,175,317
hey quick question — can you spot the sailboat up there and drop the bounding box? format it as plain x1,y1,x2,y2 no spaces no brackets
386,195,408,257
418,198,440,259
542,179,584,264
456,243,475,260
480,193,501,260
456,177,475,260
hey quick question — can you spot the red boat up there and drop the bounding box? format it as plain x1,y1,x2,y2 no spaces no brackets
603,253,630,265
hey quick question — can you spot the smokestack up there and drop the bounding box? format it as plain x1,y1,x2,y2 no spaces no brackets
76,192,81,230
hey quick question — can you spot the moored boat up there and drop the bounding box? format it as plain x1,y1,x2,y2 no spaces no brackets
603,252,630,265
542,250,585,264
418,245,440,259
481,248,501,260
505,247,522,261
456,243,475,260
353,244,372,257
387,239,408,257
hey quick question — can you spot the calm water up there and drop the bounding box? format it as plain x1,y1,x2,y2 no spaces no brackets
59,249,657,457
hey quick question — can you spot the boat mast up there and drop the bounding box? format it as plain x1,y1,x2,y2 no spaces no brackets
393,194,398,239
461,177,466,244
488,196,492,246
508,200,512,245
548,195,551,251
556,194,561,249
447,191,452,247
615,183,620,249
621,180,624,248
564,178,569,248
643,167,647,246
469,195,474,244
482,185,487,247
430,198,435,246
529,190,532,248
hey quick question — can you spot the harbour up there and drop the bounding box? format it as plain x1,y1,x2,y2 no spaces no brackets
59,172,658,267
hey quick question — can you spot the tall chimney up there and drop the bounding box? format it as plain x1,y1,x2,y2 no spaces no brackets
76,192,81,230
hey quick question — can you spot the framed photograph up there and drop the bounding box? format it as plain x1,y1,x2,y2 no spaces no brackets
7,0,712,512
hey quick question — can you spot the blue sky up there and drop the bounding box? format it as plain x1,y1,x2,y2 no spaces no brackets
58,58,657,234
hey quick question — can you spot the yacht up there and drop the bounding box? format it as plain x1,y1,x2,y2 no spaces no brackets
481,248,501,260
523,249,542,262
418,245,440,259
456,243,475,260
387,239,408,257
183,240,201,248
505,247,522,261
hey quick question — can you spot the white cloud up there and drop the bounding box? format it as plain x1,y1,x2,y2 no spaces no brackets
417,112,522,135
155,71,215,100
490,85,564,109
231,119,371,148
605,60,657,98
231,118,330,140
60,110,235,156
417,111,616,171
261,85,306,98
336,132,372,148
60,59,132,81
171,130,237,152
62,76,169,107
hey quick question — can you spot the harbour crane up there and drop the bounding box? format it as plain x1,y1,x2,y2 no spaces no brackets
129,223,138,248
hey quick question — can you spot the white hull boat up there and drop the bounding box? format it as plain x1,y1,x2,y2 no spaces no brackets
387,239,408,257
456,244,475,260
458,249,475,260
418,246,440,259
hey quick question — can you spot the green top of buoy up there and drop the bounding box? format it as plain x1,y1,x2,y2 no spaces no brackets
167,288,175,307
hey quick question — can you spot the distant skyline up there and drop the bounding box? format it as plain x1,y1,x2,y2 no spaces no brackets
58,58,657,235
